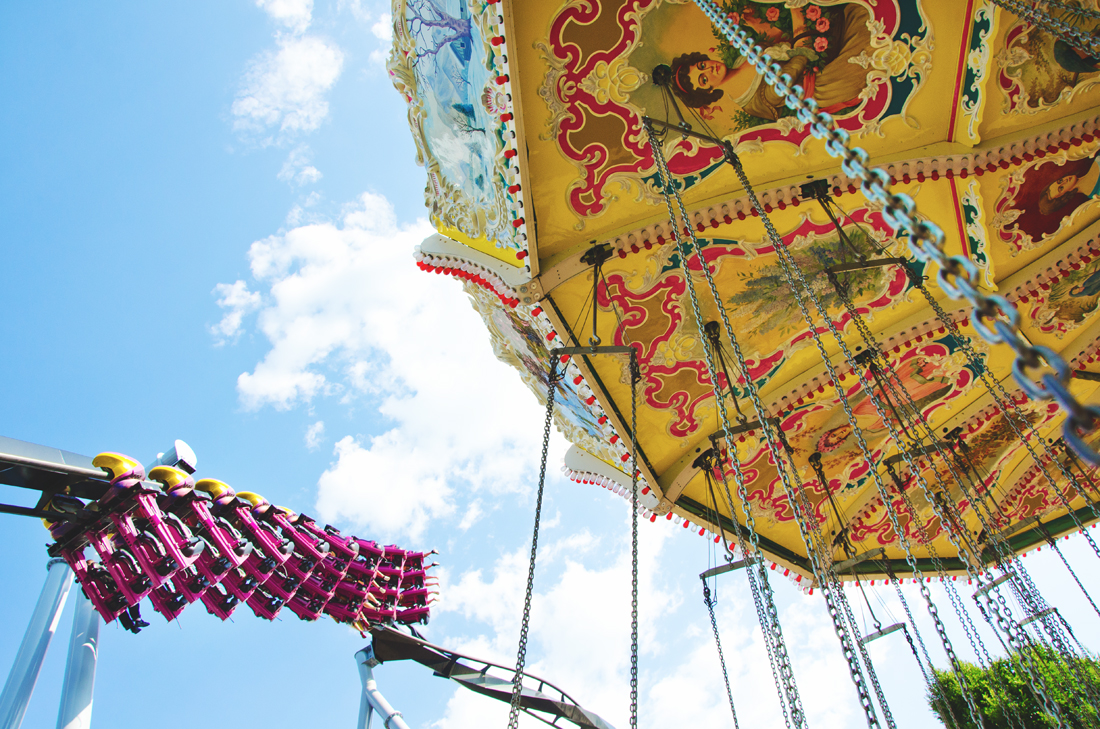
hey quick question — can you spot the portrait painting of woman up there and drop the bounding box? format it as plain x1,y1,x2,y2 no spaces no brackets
1003,153,1100,243
666,2,873,123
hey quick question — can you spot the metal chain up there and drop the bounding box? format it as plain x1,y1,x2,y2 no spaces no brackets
701,454,793,726
1038,0,1100,21
883,563,967,729
914,281,1100,564
686,8,1073,716
630,356,640,729
646,122,806,729
1040,520,1100,619
773,183,1069,724
834,264,1090,712
718,144,989,728
690,8,1091,717
684,14,1065,714
991,0,1100,57
507,360,563,728
703,581,742,729
647,118,892,728
692,0,1100,466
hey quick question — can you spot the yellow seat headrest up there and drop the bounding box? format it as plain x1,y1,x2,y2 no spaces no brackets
235,491,269,508
194,479,234,500
92,452,145,483
148,466,195,492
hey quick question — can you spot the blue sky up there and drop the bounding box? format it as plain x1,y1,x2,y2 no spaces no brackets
1,2,1099,728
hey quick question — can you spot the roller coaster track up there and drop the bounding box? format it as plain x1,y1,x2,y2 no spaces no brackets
369,626,616,729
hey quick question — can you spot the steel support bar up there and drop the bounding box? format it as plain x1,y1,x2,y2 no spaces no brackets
640,116,727,147
699,558,757,581
1073,370,1100,383
356,647,411,729
550,346,635,358
824,258,908,275
832,547,886,574
1019,607,1058,628
972,573,1013,598
883,441,952,467
708,418,781,443
989,512,1047,543
860,623,905,645
0,504,75,522
55,592,99,729
0,559,73,729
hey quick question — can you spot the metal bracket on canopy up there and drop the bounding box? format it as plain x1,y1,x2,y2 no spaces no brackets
832,547,886,574
1073,370,1100,382
986,512,1049,543
1016,602,1060,628
707,418,782,443
883,442,952,468
640,116,729,149
825,258,909,275
699,558,757,581
972,573,1013,598
860,622,904,645
551,345,635,358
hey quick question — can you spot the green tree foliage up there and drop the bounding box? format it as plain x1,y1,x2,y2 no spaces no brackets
927,646,1100,728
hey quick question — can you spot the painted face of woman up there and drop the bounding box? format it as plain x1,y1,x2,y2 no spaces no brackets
688,59,727,90
1048,173,1080,199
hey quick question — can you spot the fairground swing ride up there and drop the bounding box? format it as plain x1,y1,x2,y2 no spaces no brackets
5,1,1100,728
389,0,1100,726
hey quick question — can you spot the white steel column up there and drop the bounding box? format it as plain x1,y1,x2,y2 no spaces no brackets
0,559,73,729
355,647,411,729
55,590,99,729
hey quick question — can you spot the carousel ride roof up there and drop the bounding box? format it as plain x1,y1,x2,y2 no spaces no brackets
387,0,1100,585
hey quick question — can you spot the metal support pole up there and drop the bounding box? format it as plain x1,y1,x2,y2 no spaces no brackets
0,559,73,729
55,591,99,729
355,647,411,729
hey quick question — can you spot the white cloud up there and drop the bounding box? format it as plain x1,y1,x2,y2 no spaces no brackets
232,35,344,142
278,145,323,186
430,519,863,729
337,0,372,22
256,0,314,34
456,500,483,531
210,280,262,344
222,191,550,540
305,420,325,450
369,12,393,65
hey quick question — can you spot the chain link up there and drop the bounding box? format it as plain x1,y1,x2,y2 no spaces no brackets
703,581,742,729
1037,0,1100,20
991,0,1100,57
507,361,563,728
692,0,1100,467
630,356,640,729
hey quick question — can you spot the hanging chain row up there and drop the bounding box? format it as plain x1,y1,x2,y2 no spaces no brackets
692,0,1100,467
629,356,640,729
1036,0,1100,21
717,144,992,729
990,0,1100,57
703,581,742,729
835,269,1096,721
647,123,807,729
648,119,899,728
506,362,563,729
